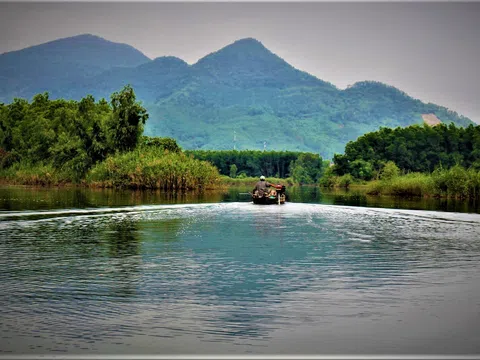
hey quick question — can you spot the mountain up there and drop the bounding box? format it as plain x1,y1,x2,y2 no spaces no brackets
193,38,329,88
0,34,150,100
0,35,474,158
64,55,191,102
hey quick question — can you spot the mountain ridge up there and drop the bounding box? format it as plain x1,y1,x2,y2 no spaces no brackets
0,34,474,158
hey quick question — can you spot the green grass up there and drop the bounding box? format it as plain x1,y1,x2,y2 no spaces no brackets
86,147,221,190
1,147,223,190
365,165,480,199
366,173,434,197
0,162,73,186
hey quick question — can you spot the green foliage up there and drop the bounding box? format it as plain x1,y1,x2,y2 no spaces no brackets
0,148,20,169
140,136,181,153
0,161,72,185
334,123,480,175
349,159,374,181
331,154,350,176
229,164,238,178
330,123,480,199
318,165,337,188
0,87,155,182
141,78,473,159
0,89,215,190
430,165,480,198
185,149,310,180
86,147,220,190
106,85,149,152
337,174,354,188
366,166,480,199
367,173,434,197
318,165,356,188
187,149,326,184
379,161,400,180
289,152,324,184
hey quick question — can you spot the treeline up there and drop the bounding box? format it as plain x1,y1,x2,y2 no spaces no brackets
185,150,327,184
0,86,220,189
0,85,147,179
331,123,480,180
322,123,480,199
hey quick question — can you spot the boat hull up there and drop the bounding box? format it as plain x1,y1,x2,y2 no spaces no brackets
252,193,286,205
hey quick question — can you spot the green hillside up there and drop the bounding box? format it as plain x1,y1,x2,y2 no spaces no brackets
0,35,474,159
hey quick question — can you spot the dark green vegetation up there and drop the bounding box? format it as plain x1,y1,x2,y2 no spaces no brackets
364,165,480,199
332,123,480,177
0,87,220,189
186,150,327,184
323,123,480,199
87,147,220,190
0,35,474,159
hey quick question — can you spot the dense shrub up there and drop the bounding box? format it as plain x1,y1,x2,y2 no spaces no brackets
366,166,480,199
86,147,221,190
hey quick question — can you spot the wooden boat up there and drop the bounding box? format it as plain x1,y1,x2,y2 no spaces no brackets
252,184,286,205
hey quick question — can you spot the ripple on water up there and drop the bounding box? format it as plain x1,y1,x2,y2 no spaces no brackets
1,202,480,354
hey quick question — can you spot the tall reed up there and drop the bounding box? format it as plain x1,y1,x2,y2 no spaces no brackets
86,147,221,190
366,165,480,199
0,162,72,186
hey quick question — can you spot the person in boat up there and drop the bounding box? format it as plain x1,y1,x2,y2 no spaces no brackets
252,175,275,197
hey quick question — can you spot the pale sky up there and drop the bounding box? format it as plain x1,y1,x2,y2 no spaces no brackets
1,1,479,123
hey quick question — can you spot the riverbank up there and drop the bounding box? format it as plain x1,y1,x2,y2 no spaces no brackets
0,148,223,190
3,161,480,205
364,166,480,199
322,165,480,200
0,167,295,190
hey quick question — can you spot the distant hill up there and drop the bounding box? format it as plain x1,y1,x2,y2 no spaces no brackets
0,34,150,100
0,34,474,158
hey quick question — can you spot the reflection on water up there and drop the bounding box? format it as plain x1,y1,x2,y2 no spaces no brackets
0,186,225,211
220,185,480,214
2,184,480,214
1,187,480,354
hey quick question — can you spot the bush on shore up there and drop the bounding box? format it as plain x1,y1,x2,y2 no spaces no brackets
0,162,73,186
86,147,221,190
366,165,480,199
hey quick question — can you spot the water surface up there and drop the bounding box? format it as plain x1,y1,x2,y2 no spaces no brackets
1,186,480,354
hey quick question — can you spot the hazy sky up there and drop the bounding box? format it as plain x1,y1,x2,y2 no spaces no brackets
1,2,479,123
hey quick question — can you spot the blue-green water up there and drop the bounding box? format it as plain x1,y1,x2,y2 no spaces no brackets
1,186,480,355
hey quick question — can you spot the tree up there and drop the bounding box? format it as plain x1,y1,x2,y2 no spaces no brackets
106,85,149,152
379,161,400,180
349,159,374,180
229,164,238,178
142,136,182,153
332,154,349,176
289,153,323,184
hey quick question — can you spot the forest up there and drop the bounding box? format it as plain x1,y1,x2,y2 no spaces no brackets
0,86,220,189
325,123,480,199
331,123,480,179
185,150,327,184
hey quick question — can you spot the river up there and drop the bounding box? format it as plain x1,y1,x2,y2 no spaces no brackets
1,186,479,355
